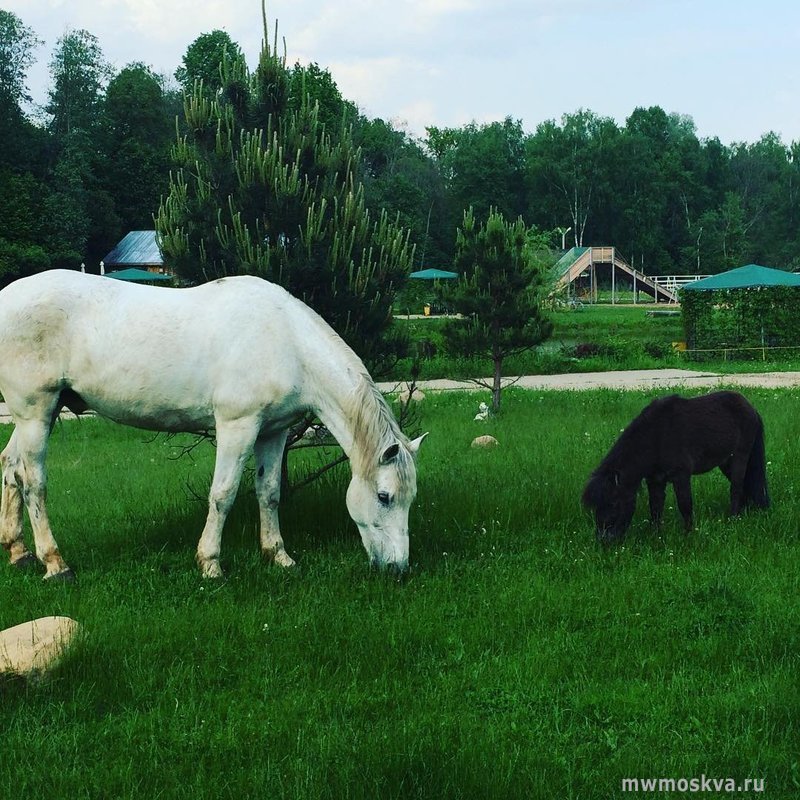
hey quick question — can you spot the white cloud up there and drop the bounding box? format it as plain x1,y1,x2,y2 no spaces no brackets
4,0,800,144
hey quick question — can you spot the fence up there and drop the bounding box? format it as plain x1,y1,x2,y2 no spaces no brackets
677,343,800,362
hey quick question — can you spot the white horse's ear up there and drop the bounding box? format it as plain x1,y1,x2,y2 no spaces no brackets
407,432,428,457
380,442,401,464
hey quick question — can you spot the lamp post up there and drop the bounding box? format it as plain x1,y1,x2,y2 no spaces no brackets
559,226,574,301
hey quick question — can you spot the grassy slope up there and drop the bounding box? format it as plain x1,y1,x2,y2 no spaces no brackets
2,390,799,798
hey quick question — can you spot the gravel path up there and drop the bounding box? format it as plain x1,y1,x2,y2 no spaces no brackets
377,368,800,394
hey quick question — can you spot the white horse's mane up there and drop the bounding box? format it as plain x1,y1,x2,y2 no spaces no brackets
300,307,415,488
348,373,415,489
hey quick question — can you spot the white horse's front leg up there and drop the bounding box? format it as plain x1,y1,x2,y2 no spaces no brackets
254,431,295,568
196,420,259,579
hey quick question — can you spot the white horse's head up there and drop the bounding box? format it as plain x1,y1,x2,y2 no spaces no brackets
346,433,426,574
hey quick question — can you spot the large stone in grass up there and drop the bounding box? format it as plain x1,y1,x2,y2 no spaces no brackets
471,435,499,448
0,616,79,677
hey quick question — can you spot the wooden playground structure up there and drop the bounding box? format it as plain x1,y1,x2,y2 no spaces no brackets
554,247,709,304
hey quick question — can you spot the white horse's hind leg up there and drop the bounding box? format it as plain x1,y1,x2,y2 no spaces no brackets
196,420,259,579
13,417,71,579
254,431,295,568
0,431,33,566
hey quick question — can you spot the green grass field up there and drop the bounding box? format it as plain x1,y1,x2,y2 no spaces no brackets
2,389,799,798
391,304,800,380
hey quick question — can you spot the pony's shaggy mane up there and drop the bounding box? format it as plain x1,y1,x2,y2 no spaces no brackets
581,471,613,510
588,396,676,476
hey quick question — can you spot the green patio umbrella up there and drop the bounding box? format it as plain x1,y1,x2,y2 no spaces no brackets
409,268,459,279
105,268,172,282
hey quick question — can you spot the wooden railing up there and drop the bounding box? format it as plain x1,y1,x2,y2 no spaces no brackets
653,275,711,292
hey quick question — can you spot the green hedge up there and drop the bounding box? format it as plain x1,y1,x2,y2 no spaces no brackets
680,286,800,350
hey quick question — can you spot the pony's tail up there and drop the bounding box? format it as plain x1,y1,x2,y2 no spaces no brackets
743,415,770,509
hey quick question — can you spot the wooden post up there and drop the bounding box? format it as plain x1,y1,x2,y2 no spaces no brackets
611,247,616,304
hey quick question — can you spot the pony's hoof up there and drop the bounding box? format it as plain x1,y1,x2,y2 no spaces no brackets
44,567,76,583
10,552,38,570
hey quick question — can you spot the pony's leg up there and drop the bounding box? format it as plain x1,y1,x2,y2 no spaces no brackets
254,431,295,568
725,455,748,516
13,417,71,578
672,473,694,531
646,477,666,526
0,430,34,566
195,420,259,579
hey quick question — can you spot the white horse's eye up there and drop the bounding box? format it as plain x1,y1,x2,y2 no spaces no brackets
377,491,391,506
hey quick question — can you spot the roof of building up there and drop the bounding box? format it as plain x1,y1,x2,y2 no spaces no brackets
681,264,800,290
103,231,163,267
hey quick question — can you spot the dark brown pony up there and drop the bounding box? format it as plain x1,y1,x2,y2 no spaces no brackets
582,391,769,544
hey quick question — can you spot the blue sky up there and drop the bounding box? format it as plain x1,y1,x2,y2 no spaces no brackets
6,0,800,145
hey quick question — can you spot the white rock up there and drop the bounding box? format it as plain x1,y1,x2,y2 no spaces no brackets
471,435,499,448
474,401,490,421
0,616,79,677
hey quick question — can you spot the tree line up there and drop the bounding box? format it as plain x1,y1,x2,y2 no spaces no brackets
2,7,800,289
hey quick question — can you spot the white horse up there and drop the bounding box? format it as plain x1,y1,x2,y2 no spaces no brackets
0,270,425,580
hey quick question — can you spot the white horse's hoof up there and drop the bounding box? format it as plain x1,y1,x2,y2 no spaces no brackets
43,567,76,582
10,552,38,570
201,561,224,579
273,550,296,568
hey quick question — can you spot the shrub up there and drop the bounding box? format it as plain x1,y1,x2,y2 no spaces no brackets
643,339,672,359
575,343,602,358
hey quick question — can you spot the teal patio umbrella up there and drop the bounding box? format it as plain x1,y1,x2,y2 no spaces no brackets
105,268,172,282
409,268,458,279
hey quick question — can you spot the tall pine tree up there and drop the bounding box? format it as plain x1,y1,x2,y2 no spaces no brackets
156,10,413,373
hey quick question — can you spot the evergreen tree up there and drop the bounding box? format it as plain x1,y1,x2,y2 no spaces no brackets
46,29,112,138
357,117,451,271
100,63,173,230
288,61,357,131
175,30,244,97
41,129,93,266
441,209,553,412
156,13,413,372
0,9,40,153
43,28,117,268
0,11,50,282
